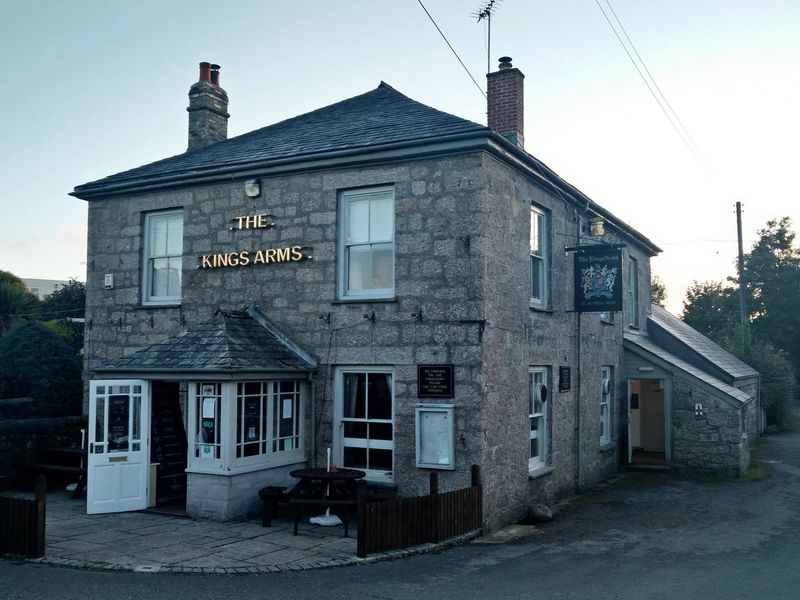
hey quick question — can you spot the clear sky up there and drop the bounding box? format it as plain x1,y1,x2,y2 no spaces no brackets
2,0,798,314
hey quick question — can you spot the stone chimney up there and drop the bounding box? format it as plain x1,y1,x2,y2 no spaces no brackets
486,56,525,149
187,62,229,151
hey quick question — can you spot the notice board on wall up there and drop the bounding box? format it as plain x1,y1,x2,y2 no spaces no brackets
415,404,455,470
417,364,454,398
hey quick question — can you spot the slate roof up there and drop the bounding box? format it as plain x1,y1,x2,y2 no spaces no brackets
624,331,752,405
73,83,488,195
649,304,758,380
95,307,318,374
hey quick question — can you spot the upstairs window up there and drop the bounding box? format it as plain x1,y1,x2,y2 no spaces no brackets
143,210,183,305
627,256,639,327
339,187,395,299
530,206,549,308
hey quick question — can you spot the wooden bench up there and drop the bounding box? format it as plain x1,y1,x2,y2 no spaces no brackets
257,485,288,527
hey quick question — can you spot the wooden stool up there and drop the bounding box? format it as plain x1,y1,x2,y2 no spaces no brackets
258,485,288,527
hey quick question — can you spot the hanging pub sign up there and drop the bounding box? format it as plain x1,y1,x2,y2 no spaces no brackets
573,245,623,313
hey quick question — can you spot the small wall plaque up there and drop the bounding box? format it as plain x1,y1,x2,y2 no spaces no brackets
559,366,571,392
418,364,454,398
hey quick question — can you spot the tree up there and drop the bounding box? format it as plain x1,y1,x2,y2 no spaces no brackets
682,281,740,344
0,321,82,414
0,280,40,335
0,269,28,291
651,275,667,307
682,217,800,430
40,279,85,320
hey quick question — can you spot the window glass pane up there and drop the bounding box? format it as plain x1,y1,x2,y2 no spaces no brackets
151,258,170,297
343,373,366,419
166,257,182,296
149,217,168,256
344,446,367,469
166,215,183,255
369,196,394,241
347,246,370,291
132,396,141,442
369,423,393,441
347,199,370,244
95,397,105,443
530,210,541,254
107,394,130,452
343,421,368,438
371,243,394,289
530,437,539,458
367,373,392,420
531,256,542,300
369,449,392,471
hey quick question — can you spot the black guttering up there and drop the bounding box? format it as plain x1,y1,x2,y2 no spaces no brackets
71,129,661,256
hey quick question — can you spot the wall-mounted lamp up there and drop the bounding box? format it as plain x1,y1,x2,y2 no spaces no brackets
590,216,605,236
244,179,261,198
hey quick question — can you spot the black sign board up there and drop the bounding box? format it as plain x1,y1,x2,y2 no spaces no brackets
574,246,623,313
418,364,455,398
559,366,571,392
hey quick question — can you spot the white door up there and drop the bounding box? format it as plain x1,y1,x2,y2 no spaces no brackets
87,380,150,514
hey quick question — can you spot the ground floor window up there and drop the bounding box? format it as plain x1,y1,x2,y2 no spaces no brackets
600,367,613,447
335,367,394,481
529,367,549,471
188,379,305,472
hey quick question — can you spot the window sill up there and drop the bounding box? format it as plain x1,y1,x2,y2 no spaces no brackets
331,297,397,305
137,303,181,310
599,443,616,453
600,318,616,325
187,454,305,476
529,305,554,314
528,465,554,480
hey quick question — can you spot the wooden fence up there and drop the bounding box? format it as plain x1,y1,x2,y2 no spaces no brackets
357,465,482,558
0,475,46,558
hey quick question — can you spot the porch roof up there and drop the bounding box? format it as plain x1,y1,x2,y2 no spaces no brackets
624,331,752,406
94,306,318,375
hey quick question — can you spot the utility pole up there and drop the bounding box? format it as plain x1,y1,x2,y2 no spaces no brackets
735,201,749,349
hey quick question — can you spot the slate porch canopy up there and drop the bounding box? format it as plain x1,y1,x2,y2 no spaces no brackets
94,306,318,380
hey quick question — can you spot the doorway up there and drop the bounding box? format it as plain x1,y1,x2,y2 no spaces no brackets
150,381,188,511
628,379,668,466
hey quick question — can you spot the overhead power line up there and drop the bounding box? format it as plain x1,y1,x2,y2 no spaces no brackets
416,0,487,99
594,0,707,170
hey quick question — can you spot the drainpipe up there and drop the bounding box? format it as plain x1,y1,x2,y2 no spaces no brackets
575,208,583,491
310,377,317,469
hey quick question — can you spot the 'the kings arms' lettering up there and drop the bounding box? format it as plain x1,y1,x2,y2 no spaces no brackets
200,246,304,269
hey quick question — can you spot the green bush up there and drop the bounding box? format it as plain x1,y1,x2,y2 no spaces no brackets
0,321,82,415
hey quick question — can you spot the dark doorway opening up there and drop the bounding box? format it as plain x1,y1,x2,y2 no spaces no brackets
150,381,187,510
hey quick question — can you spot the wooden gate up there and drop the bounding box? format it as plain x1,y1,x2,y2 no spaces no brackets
0,476,46,558
357,465,482,557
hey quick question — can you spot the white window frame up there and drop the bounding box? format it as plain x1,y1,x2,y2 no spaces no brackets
142,209,183,305
627,256,639,327
338,187,395,300
600,366,613,447
530,206,549,308
334,366,395,482
529,367,549,471
186,380,305,475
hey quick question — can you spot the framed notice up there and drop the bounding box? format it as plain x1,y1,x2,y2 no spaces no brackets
417,364,454,398
559,366,571,392
415,404,455,470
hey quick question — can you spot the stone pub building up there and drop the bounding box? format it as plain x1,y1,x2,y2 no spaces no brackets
72,60,760,528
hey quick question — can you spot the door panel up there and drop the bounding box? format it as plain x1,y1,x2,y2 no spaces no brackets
87,380,150,514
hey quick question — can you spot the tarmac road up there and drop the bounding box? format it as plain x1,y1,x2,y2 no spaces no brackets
3,431,800,600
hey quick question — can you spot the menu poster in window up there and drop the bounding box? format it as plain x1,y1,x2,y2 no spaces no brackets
417,365,454,398
108,395,129,452
244,397,259,442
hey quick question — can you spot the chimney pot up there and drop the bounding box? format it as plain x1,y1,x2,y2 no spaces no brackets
210,64,220,86
487,57,525,148
198,61,211,82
